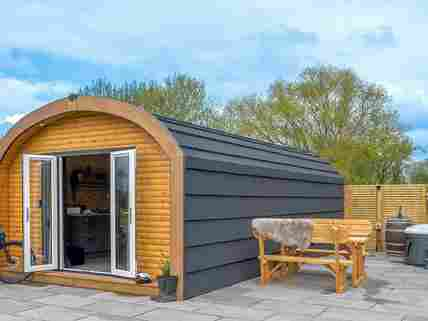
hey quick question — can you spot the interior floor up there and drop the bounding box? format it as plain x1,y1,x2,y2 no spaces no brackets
62,154,111,273
68,254,111,273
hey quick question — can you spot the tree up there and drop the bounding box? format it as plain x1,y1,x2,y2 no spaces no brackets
407,160,428,184
224,65,413,184
79,74,220,126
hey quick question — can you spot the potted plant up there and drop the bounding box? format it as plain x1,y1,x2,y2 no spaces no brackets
157,256,177,297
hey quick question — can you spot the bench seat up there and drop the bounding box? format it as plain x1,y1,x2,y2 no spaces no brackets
254,218,372,294
263,254,353,266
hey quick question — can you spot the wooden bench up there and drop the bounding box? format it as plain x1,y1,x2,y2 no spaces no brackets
253,219,372,294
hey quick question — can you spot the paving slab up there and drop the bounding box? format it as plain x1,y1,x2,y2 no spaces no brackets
404,315,428,321
81,300,157,317
372,302,428,317
302,295,376,310
90,291,150,304
243,287,313,302
34,293,98,308
0,298,41,314
194,292,262,307
193,303,276,321
137,308,219,321
0,284,56,301
80,314,145,321
152,300,210,312
17,305,89,321
252,299,326,316
319,306,405,321
2,255,428,321
264,314,313,321
0,315,33,321
46,285,100,297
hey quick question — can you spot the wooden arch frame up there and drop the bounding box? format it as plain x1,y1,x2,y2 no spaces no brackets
0,96,185,300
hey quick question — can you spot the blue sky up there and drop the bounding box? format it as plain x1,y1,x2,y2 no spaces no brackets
1,1,428,158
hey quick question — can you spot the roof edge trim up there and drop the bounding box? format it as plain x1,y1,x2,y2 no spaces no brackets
0,96,182,161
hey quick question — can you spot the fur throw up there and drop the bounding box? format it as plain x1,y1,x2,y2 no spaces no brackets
252,218,313,250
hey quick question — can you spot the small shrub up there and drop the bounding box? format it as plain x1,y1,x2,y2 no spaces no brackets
160,254,171,277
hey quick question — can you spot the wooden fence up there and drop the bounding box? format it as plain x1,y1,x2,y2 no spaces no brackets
345,184,428,251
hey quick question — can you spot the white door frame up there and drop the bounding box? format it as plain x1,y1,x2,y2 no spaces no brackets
58,156,64,271
23,154,58,272
110,149,136,277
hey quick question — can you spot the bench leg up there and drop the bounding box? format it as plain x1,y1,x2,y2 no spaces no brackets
351,241,368,287
361,254,367,280
258,237,269,286
335,264,346,294
351,243,359,288
288,262,300,274
260,259,269,286
350,242,367,288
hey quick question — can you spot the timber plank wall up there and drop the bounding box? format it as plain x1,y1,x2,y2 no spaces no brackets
159,117,345,298
0,164,8,267
1,113,171,277
345,184,428,250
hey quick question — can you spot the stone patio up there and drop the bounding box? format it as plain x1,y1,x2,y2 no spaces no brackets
1,255,428,320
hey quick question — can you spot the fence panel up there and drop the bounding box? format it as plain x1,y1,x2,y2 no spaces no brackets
345,184,428,251
345,185,378,249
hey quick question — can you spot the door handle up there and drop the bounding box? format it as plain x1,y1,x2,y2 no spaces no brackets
129,208,132,224
26,208,30,222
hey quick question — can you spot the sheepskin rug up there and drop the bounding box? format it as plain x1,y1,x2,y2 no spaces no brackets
252,218,313,250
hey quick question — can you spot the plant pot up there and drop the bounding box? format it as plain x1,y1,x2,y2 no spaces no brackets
157,276,177,296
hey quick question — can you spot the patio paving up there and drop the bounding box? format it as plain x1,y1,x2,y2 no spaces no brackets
1,255,428,320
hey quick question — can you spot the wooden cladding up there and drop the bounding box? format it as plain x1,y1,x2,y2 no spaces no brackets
3,113,172,277
0,165,8,267
345,184,428,250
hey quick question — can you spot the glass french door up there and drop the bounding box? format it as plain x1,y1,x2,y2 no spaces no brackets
23,155,58,272
110,150,136,277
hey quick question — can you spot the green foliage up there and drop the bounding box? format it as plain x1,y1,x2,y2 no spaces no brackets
78,66,414,184
161,256,171,277
223,65,413,184
407,160,428,184
78,74,221,127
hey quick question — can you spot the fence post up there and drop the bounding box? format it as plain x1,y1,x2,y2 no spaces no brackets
375,185,384,252
425,185,428,223
344,185,352,218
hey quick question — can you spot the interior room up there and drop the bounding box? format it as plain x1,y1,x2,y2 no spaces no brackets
62,154,111,273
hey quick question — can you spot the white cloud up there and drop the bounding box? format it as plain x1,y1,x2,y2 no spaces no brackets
1,0,428,148
2,113,26,125
0,77,74,118
0,1,422,64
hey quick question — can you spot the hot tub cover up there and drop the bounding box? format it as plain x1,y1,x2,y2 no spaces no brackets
405,224,428,236
252,218,313,250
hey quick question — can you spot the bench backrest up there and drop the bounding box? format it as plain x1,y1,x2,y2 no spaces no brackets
311,219,372,244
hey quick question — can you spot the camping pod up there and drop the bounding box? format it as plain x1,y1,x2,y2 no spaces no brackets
0,96,344,299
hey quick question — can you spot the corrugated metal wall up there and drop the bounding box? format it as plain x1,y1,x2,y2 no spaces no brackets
345,184,428,250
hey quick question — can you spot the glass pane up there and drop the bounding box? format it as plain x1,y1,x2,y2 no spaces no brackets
29,159,52,266
114,155,130,271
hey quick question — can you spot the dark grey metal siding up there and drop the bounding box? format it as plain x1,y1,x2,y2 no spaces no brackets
158,116,345,299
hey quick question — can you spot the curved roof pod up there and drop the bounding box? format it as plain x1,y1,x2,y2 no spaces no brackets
0,96,185,300
0,95,344,299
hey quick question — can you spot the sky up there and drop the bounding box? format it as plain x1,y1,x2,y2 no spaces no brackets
1,1,428,158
